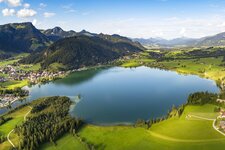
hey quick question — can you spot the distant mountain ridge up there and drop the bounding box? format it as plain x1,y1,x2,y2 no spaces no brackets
42,27,98,42
133,32,225,47
133,37,200,47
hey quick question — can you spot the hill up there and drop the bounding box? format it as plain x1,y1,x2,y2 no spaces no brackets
42,27,77,42
0,22,50,53
42,27,98,42
20,35,144,70
133,32,225,47
196,32,225,47
133,37,199,47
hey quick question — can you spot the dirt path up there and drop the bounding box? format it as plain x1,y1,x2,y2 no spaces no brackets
7,106,32,148
148,114,225,143
187,115,214,121
7,129,15,148
148,130,225,143
24,106,32,121
189,115,225,137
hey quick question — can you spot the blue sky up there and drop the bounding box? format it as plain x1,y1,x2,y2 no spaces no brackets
1,0,225,39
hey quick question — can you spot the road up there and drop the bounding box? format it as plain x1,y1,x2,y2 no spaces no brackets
189,115,225,137
7,106,32,148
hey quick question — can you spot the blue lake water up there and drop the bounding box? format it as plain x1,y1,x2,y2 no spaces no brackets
0,66,219,124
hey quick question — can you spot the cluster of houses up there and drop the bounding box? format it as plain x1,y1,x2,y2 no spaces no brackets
0,65,67,108
220,121,225,131
0,77,7,82
0,94,20,108
219,109,225,131
0,65,27,81
0,65,66,84
28,71,65,84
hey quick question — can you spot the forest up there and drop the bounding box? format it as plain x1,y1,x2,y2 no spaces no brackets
14,96,83,150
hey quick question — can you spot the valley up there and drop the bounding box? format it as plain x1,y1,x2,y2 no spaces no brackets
0,21,225,150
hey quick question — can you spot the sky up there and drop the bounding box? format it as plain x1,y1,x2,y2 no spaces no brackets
1,0,225,39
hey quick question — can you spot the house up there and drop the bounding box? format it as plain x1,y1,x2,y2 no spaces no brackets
220,110,225,118
219,121,225,130
217,99,225,103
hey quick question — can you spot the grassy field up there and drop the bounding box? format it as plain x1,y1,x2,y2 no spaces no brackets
121,59,154,68
20,63,41,71
158,57,225,82
40,134,86,150
0,59,19,67
150,105,221,140
121,49,225,85
76,104,225,150
0,106,31,150
0,80,28,90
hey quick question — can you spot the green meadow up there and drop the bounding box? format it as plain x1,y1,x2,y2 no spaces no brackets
0,106,31,150
38,104,225,150
40,134,86,150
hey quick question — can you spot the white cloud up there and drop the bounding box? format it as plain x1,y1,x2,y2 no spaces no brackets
7,0,21,7
17,8,37,18
43,12,55,18
0,0,21,7
2,8,15,16
32,19,37,26
179,27,186,36
39,3,47,8
23,3,30,8
62,4,73,9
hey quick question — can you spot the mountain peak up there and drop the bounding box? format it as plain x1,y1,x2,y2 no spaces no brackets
52,27,64,32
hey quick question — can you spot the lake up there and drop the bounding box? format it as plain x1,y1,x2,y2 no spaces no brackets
0,66,219,124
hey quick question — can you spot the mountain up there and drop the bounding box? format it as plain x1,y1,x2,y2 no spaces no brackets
42,27,77,41
133,37,199,47
196,32,225,47
42,27,98,42
98,33,144,50
20,35,144,70
0,22,50,53
134,32,225,47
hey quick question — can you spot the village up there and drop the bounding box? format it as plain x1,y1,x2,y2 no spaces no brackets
0,94,21,108
0,65,66,84
0,64,67,108
217,99,225,132
0,64,91,108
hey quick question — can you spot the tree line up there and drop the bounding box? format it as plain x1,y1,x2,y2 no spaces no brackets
187,92,217,105
0,88,29,97
14,96,84,150
135,91,221,129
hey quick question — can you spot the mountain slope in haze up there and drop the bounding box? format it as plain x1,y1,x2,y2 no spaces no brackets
0,22,50,53
134,32,225,47
133,37,199,47
21,35,144,70
196,32,225,47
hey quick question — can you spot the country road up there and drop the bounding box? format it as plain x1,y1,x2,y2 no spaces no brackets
189,115,225,137
7,106,32,148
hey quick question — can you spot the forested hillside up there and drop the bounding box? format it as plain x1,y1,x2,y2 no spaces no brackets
20,35,144,70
